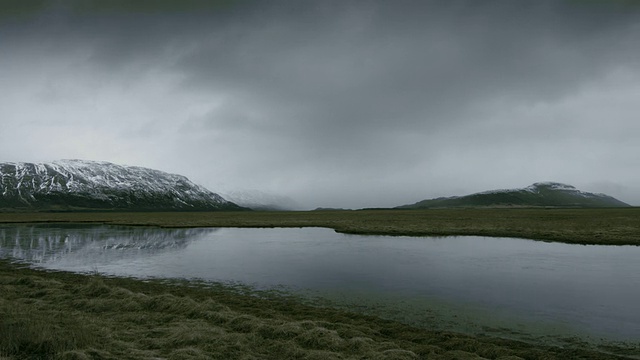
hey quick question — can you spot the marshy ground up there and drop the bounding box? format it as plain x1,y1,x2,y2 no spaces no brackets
1,209,639,359
2,260,638,360
1,208,640,245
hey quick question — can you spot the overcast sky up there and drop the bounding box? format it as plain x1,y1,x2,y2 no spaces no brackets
1,0,640,209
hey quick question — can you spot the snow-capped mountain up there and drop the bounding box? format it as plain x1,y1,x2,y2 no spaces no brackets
397,182,631,209
0,160,246,211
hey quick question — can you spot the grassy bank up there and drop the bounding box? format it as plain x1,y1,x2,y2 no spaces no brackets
2,209,639,358
2,260,638,360
1,208,639,245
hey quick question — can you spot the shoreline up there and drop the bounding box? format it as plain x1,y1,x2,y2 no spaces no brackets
2,209,639,358
1,208,639,245
1,259,638,359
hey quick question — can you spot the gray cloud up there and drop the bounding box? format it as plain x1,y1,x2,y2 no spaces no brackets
1,0,640,208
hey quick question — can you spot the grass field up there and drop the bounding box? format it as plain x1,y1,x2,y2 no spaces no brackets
1,208,639,245
1,209,639,359
2,260,638,360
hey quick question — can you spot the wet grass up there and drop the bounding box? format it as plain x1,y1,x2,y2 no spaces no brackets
1,209,639,359
1,259,637,360
0,208,639,245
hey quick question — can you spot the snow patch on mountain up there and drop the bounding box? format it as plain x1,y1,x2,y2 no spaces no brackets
0,159,242,211
525,182,605,198
475,182,579,196
528,182,576,191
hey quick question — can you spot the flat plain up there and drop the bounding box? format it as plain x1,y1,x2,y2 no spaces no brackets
1,208,639,245
1,208,639,359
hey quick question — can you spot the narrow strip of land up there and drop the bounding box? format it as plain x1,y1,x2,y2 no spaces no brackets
1,208,639,245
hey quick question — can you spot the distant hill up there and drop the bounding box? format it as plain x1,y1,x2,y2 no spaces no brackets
219,189,302,211
397,182,631,209
0,160,247,212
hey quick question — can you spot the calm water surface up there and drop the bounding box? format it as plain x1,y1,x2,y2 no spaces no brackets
1,224,638,342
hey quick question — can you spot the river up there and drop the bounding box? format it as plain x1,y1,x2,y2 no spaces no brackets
1,223,638,344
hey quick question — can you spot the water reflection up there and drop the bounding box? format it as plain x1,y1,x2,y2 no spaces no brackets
1,224,639,343
0,224,217,267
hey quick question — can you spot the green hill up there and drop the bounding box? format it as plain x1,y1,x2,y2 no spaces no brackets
398,182,630,209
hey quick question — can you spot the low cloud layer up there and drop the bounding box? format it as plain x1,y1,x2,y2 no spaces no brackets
2,0,640,208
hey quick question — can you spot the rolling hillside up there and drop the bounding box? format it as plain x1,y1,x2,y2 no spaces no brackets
398,182,630,209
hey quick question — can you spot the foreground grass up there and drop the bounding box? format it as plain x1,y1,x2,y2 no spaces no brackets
2,260,637,360
1,209,639,359
0,208,639,245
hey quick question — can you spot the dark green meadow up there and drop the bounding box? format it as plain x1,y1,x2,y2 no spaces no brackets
1,208,639,245
1,208,639,359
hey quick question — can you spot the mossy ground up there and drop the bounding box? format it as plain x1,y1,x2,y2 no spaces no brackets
1,260,637,360
1,209,639,359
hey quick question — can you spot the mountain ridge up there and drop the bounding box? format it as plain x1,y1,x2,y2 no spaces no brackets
0,160,246,212
397,182,630,209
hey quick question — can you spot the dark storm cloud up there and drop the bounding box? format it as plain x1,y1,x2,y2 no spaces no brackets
8,1,639,108
2,0,640,207
173,0,640,146
174,0,640,185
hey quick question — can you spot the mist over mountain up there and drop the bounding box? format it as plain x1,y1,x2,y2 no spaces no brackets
398,182,631,209
0,160,245,212
219,189,302,211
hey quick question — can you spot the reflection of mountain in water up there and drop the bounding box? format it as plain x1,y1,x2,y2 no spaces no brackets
0,224,218,265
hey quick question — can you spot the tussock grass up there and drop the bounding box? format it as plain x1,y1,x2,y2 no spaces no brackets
1,260,636,360
1,209,638,358
0,298,99,359
1,208,639,245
